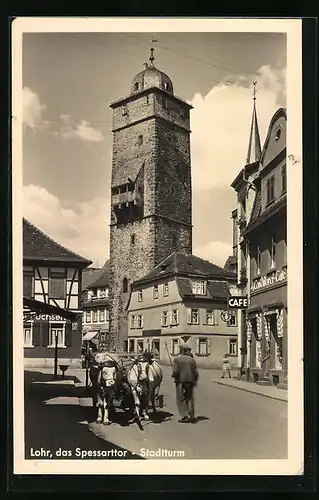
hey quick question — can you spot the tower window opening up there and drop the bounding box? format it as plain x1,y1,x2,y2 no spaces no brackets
172,235,177,248
162,97,167,109
134,82,139,91
121,105,128,116
164,82,170,91
138,135,143,145
131,234,135,245
170,186,174,195
122,278,128,293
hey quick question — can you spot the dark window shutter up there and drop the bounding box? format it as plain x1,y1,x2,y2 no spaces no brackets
65,322,72,347
33,322,41,347
41,321,49,347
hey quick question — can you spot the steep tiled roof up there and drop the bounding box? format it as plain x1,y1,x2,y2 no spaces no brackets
82,268,102,290
112,160,143,187
89,260,110,289
249,189,262,225
176,277,230,300
133,252,236,287
23,218,92,266
243,194,286,236
224,255,237,271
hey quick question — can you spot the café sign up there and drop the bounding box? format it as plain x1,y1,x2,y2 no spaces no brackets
251,267,287,292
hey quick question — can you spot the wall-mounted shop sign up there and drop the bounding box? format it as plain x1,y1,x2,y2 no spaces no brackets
34,314,64,321
251,267,287,293
228,296,248,308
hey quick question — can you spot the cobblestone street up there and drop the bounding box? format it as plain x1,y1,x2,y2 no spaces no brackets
24,366,287,460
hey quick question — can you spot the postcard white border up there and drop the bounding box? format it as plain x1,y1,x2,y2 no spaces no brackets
12,17,303,476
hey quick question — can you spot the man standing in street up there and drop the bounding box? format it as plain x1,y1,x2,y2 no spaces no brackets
172,343,199,423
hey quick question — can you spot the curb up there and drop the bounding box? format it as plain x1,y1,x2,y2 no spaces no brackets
212,380,288,403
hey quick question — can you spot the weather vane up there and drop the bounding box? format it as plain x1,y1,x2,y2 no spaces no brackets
149,38,158,66
253,81,257,100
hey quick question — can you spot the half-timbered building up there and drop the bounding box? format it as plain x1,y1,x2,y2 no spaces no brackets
23,218,91,368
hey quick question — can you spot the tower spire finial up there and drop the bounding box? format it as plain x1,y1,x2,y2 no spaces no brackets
246,81,262,165
149,47,155,66
253,80,257,101
149,38,158,67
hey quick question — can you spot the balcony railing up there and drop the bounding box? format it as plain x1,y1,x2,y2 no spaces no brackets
112,190,141,207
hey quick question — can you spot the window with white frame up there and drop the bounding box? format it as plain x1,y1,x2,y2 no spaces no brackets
227,313,237,327
130,315,136,329
99,309,105,322
171,309,179,326
92,310,98,323
153,285,159,299
137,315,144,329
196,337,210,356
171,338,179,356
161,311,169,327
229,338,237,356
270,236,276,268
99,288,107,298
163,283,169,297
187,308,199,325
138,290,143,302
191,280,206,295
256,245,261,274
85,311,91,323
49,325,65,347
205,309,218,325
137,340,144,352
24,326,33,347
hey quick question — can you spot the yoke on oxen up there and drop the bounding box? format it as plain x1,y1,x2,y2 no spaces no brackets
89,350,163,427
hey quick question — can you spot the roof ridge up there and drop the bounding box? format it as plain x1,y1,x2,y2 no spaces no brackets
23,218,91,263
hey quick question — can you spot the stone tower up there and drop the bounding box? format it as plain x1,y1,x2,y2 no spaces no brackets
108,48,193,350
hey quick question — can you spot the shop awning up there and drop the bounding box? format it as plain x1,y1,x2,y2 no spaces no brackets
82,331,99,341
23,296,82,321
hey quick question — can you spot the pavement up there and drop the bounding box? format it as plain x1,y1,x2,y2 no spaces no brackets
24,365,288,460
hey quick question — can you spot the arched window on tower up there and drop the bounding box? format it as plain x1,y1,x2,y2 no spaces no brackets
134,82,139,91
123,278,128,293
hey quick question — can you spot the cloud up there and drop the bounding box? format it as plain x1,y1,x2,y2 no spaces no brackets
23,87,104,142
23,87,47,131
194,240,233,268
23,184,110,266
190,65,286,192
57,114,104,142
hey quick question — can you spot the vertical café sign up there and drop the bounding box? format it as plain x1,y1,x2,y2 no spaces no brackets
251,267,287,292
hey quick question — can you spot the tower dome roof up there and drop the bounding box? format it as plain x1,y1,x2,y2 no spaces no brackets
130,47,174,95
131,64,174,95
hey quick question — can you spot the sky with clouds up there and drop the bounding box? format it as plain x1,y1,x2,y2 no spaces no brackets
22,31,286,268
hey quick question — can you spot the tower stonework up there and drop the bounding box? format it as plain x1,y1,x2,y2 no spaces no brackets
108,56,193,350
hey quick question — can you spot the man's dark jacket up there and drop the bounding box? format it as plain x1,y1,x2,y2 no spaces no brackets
172,354,199,384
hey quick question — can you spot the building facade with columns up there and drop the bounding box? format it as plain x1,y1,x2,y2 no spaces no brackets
231,99,287,388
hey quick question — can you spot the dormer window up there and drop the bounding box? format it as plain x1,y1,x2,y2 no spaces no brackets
191,280,206,295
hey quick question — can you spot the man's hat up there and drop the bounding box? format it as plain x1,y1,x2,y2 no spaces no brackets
180,342,191,352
